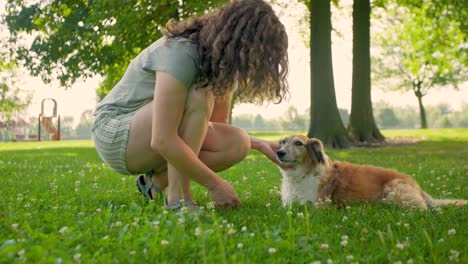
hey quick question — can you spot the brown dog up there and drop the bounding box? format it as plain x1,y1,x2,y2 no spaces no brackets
276,135,467,209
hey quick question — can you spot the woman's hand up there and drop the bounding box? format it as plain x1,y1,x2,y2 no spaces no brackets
208,180,241,208
251,136,293,170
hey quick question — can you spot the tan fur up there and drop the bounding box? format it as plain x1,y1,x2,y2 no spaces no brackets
277,135,467,209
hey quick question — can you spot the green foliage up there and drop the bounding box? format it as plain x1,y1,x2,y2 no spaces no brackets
4,0,228,96
0,130,467,262
372,3,467,94
0,59,31,137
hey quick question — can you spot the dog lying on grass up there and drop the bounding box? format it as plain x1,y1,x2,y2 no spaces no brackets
277,135,467,209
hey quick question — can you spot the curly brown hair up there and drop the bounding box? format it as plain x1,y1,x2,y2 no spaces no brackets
163,0,289,103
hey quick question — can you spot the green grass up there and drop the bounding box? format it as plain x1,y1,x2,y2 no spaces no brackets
1,129,467,263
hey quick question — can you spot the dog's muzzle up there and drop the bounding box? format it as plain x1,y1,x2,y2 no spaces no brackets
277,150,286,159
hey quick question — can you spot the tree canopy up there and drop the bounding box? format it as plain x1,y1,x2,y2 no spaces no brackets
4,0,228,97
372,2,467,128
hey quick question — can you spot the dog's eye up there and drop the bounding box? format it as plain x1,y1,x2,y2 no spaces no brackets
294,141,304,146
280,139,287,145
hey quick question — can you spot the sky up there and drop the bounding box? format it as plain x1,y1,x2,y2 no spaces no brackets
2,0,467,126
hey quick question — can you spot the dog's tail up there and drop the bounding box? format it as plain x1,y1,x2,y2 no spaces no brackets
430,199,468,207
423,192,467,208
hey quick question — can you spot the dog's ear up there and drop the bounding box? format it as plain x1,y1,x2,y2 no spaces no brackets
306,139,325,164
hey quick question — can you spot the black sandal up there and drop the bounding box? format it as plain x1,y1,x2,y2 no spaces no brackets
136,173,164,200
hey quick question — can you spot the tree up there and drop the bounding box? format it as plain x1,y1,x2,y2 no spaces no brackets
75,109,93,139
305,0,350,148
372,3,467,128
0,59,31,141
280,106,308,131
376,108,399,129
5,0,228,98
348,0,384,142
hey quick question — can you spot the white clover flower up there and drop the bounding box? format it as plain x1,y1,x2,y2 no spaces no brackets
396,243,405,250
249,233,255,237
75,181,81,187
448,249,459,262
341,235,349,240
241,226,247,232
194,227,202,237
59,226,69,235
266,203,271,208
207,202,215,209
242,176,248,181
237,243,243,249
342,216,348,222
287,211,292,216
245,192,251,199
228,228,236,235
340,240,348,247
297,212,304,218
73,253,81,263
96,208,102,213
407,259,414,264
327,259,333,264
319,243,329,249
11,224,19,231
268,248,277,254
102,235,109,240
310,261,321,264
177,218,185,225
129,251,136,255
346,255,354,261
161,240,169,245
448,229,456,235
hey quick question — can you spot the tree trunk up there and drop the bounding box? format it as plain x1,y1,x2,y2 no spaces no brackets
308,0,350,149
416,93,428,129
348,0,384,143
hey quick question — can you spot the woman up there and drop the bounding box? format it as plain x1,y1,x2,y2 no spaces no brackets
91,0,289,210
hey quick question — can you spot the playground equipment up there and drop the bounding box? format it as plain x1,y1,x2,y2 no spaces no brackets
38,98,61,141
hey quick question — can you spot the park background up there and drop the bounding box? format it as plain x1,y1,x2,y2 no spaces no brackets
0,0,467,263
0,0,467,141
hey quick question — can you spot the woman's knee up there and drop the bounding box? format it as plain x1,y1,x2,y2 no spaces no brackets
228,127,251,163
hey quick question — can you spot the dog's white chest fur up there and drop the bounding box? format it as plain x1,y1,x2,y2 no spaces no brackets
280,167,324,206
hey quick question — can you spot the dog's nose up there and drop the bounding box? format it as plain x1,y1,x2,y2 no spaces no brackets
277,150,286,158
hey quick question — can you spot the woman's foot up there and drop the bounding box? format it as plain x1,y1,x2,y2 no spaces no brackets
166,200,200,212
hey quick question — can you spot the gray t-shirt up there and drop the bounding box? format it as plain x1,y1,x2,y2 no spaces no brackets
94,37,199,116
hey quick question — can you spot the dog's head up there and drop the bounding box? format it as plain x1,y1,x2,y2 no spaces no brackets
276,135,327,168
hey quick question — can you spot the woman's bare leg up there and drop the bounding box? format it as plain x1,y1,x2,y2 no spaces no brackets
165,87,214,205
125,89,250,203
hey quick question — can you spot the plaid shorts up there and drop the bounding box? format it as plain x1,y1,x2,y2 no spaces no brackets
91,110,135,175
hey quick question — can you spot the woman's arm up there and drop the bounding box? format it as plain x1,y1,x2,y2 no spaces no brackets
150,72,239,207
210,91,234,124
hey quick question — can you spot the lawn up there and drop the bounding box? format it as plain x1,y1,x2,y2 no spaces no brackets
0,129,466,263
